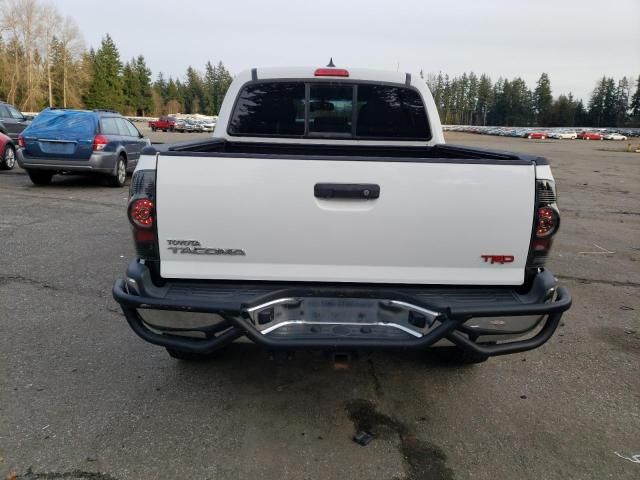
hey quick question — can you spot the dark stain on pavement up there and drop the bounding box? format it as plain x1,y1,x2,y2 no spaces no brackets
592,326,639,354
18,469,119,480
346,399,454,480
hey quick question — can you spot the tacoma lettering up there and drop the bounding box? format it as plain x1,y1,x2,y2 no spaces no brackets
167,246,246,256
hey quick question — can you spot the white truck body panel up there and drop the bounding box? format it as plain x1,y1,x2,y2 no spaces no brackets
156,155,535,285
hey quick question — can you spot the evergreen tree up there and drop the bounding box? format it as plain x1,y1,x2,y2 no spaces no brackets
49,36,65,106
599,77,617,127
122,59,140,115
154,72,168,102
475,74,493,125
534,73,553,126
614,77,630,127
466,72,479,125
588,77,607,127
135,55,153,116
509,77,533,126
550,94,576,127
183,66,204,114
213,61,233,114
574,99,588,126
204,61,216,116
631,75,640,126
84,34,123,110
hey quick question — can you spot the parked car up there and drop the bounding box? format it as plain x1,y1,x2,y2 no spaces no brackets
174,119,186,132
182,120,203,132
113,65,571,363
191,121,204,133
148,116,176,132
550,131,577,140
201,120,216,132
0,131,16,170
604,132,627,140
527,131,547,139
0,101,30,141
577,131,603,140
17,108,150,187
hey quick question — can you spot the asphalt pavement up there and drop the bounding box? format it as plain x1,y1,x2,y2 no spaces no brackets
0,130,638,480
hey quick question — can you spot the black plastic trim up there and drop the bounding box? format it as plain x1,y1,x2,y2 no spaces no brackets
145,136,550,166
158,150,535,166
113,262,571,355
314,183,380,199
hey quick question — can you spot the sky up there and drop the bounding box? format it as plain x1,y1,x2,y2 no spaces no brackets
52,0,640,101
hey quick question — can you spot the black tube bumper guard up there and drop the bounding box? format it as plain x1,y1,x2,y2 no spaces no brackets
112,261,572,357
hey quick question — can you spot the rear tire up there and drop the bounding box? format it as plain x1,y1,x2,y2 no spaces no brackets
0,144,16,170
166,348,217,362
27,170,53,185
107,156,127,188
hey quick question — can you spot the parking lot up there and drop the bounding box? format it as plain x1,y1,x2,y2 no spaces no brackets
1,128,638,480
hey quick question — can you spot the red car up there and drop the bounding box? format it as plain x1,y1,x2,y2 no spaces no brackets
578,131,603,140
148,116,176,132
526,131,547,139
0,131,16,170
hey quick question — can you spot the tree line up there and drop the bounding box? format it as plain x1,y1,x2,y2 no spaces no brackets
0,0,232,116
424,71,640,127
1,0,639,126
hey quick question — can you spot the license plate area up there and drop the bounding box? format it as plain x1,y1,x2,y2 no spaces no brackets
245,296,442,338
39,141,76,155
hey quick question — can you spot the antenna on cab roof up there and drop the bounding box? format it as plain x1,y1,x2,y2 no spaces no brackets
326,58,335,68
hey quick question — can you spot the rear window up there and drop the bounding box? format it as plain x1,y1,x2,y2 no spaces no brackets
25,110,97,139
356,85,428,139
308,84,353,137
229,82,305,136
228,81,430,140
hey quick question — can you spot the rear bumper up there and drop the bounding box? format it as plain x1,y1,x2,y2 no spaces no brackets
17,150,117,174
112,261,572,357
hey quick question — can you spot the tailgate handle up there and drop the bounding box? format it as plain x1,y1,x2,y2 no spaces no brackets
314,183,380,200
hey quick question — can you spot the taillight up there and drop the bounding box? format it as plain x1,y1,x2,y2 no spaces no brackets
535,206,559,237
314,68,349,77
129,198,154,228
92,134,109,151
18,134,25,148
527,179,560,270
128,170,158,261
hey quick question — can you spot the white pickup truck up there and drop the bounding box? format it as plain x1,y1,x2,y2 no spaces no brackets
113,66,571,363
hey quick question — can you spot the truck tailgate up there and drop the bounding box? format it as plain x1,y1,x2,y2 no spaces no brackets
156,156,535,285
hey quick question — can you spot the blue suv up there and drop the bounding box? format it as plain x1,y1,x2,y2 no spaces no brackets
17,108,150,187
